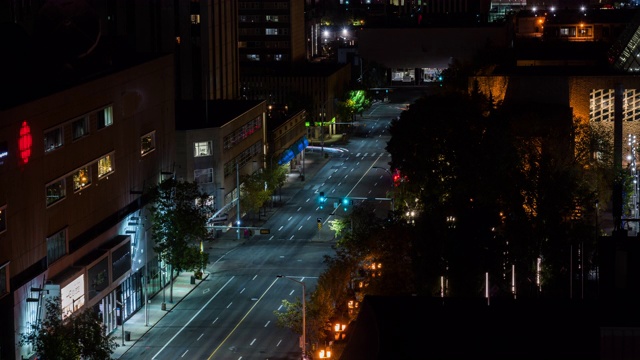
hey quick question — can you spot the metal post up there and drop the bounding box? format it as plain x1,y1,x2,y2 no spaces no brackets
236,160,241,240
320,102,325,157
144,232,149,326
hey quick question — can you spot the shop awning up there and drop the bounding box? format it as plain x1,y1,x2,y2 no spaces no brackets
278,137,309,165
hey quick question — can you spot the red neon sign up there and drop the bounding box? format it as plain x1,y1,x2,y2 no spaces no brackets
19,121,32,165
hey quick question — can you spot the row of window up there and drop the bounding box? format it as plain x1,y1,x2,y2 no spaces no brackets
239,28,290,36
245,54,287,61
239,15,287,23
224,141,262,177
590,89,640,122
239,2,289,10
46,153,114,207
265,28,289,36
44,106,113,153
223,116,262,150
245,41,291,49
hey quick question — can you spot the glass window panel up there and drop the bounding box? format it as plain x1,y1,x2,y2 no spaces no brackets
47,229,67,266
72,117,88,140
194,141,212,157
97,106,113,129
194,168,213,184
98,154,114,178
141,132,156,156
73,167,91,191
46,179,66,206
44,127,63,153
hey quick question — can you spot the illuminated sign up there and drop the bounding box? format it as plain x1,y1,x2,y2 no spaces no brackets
18,121,32,165
61,274,85,319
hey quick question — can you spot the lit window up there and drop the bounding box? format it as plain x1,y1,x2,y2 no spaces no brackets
97,106,113,129
46,229,67,266
141,131,156,156
44,127,63,153
72,116,89,140
46,179,66,206
265,28,279,35
190,14,200,24
0,205,6,234
194,168,213,184
0,263,7,298
72,167,91,191
194,141,212,157
247,54,260,61
98,154,114,178
265,15,280,22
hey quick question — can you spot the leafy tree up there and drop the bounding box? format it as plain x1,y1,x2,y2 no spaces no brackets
336,89,371,124
263,160,288,205
148,178,214,300
239,170,272,223
20,297,118,360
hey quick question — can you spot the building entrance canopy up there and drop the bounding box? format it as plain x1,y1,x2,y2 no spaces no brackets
278,137,308,165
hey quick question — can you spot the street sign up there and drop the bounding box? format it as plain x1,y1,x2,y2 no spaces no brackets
209,214,228,223
260,229,270,234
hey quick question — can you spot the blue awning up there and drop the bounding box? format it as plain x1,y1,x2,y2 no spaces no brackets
278,137,309,165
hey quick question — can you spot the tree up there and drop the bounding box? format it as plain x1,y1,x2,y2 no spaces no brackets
336,89,372,124
148,178,214,300
239,170,272,223
263,160,288,206
20,297,118,360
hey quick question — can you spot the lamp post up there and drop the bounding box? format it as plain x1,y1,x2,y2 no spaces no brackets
236,160,241,240
277,275,306,360
373,166,395,211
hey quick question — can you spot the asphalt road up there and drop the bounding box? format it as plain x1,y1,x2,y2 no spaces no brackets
118,88,421,360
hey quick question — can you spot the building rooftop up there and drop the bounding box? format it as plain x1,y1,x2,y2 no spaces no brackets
175,99,265,130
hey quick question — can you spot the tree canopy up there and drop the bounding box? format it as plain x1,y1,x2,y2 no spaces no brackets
20,297,118,360
149,178,214,275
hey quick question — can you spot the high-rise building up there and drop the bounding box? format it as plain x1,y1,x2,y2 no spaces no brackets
238,0,306,66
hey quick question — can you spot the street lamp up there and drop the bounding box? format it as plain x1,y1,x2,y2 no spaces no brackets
277,275,306,360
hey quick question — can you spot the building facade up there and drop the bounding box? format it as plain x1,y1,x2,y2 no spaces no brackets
0,54,176,360
238,0,306,66
175,100,267,225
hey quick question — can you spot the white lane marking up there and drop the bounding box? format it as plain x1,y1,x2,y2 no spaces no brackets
152,277,234,359
206,278,281,359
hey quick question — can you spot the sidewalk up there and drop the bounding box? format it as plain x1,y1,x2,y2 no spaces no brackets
111,135,342,359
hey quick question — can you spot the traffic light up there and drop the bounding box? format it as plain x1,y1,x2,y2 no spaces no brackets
341,197,351,211
392,170,402,186
317,217,323,230
319,191,327,208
